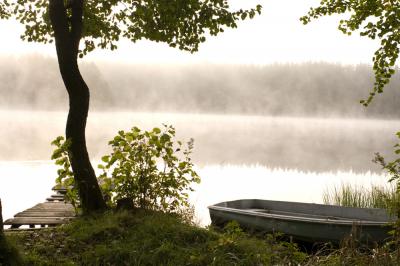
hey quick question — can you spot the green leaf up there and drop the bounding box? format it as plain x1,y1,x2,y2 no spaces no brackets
96,124,200,211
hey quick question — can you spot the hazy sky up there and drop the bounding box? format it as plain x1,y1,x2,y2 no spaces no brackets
0,0,379,65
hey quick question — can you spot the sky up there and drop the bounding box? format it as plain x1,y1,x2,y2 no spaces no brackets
0,0,380,65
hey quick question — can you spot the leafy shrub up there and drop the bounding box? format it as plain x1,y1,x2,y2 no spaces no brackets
51,125,200,212
373,131,400,253
51,136,79,209
374,132,400,217
98,125,200,212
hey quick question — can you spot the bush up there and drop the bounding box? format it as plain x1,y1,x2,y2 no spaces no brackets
98,125,200,211
374,133,400,217
51,137,78,208
52,125,200,213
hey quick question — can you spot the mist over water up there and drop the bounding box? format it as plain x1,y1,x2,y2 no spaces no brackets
2,55,400,118
0,111,399,173
1,54,400,224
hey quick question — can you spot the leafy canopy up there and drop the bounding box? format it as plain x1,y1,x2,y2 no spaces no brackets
301,0,400,106
0,0,10,19
11,0,262,56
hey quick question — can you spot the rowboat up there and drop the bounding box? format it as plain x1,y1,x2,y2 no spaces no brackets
208,199,395,244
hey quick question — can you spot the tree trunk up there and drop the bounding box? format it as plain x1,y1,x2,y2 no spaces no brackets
62,59,107,213
0,198,3,234
49,0,106,213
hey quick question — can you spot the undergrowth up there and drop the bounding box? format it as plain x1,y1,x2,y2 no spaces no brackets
4,210,400,265
6,210,306,265
0,234,22,265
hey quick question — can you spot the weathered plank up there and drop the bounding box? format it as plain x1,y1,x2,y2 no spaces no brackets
46,198,65,202
15,211,75,217
52,186,67,194
4,186,76,229
51,194,65,198
4,217,73,225
26,203,74,210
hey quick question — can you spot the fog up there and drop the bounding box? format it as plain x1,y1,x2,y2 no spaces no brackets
0,54,399,174
1,54,400,118
2,54,400,223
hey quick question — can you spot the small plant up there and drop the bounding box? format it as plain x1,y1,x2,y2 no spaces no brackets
51,125,200,213
374,133,400,217
373,132,400,257
51,136,79,209
98,125,200,212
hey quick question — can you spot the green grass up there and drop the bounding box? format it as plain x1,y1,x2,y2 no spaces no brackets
0,232,23,265
6,210,307,265
322,183,398,209
4,209,400,265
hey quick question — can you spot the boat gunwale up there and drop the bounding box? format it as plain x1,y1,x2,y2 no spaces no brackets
208,205,391,226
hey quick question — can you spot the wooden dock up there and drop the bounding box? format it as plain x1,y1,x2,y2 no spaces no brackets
4,187,76,229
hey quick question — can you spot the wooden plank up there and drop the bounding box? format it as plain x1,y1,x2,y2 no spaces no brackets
4,217,73,225
24,207,74,212
16,208,74,213
52,186,67,192
21,207,74,212
27,203,74,210
51,194,65,198
14,212,75,218
36,202,72,206
46,198,65,202
29,205,74,209
4,189,77,228
15,212,75,217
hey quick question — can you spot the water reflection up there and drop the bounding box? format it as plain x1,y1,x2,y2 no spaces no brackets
0,161,388,226
0,111,399,172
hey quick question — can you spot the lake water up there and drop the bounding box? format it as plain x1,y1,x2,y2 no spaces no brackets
0,111,399,225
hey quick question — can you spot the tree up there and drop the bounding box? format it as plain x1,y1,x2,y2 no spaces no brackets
1,198,9,263
9,0,261,214
301,0,400,106
0,19,9,230
0,1,9,19
0,3,10,262
0,199,3,235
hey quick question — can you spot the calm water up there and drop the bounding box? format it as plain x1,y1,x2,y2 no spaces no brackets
0,161,388,226
0,111,398,225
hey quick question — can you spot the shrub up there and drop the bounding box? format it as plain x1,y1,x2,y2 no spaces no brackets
51,137,79,209
52,125,200,213
98,125,200,212
374,132,400,217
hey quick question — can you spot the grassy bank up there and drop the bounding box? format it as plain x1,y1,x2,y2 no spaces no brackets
5,210,306,265
3,210,400,265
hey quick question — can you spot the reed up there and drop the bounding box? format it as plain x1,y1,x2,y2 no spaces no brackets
322,183,398,209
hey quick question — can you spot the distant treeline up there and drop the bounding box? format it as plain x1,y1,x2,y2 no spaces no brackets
1,55,400,118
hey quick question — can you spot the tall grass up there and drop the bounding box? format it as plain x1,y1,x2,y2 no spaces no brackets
323,183,398,209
